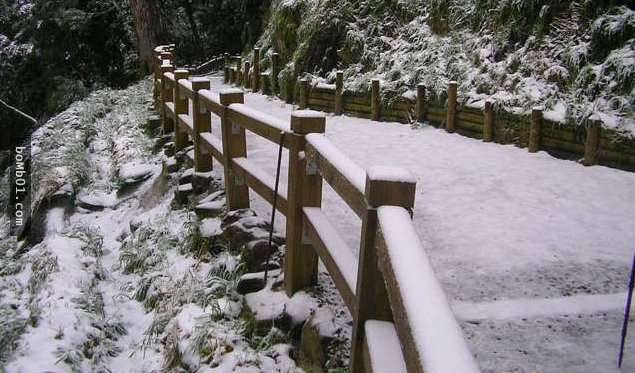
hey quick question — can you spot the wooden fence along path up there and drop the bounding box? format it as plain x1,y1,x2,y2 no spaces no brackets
153,45,480,372
218,48,635,171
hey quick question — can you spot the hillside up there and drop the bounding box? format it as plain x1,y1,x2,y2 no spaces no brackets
251,0,634,136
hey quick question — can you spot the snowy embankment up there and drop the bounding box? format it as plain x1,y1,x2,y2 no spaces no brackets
0,79,314,372
202,74,635,372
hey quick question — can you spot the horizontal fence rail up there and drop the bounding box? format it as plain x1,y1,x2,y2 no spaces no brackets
152,44,479,373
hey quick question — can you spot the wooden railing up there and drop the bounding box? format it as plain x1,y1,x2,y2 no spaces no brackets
219,48,635,172
152,45,480,373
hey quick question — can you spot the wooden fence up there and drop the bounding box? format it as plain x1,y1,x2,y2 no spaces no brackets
218,48,635,172
153,45,480,373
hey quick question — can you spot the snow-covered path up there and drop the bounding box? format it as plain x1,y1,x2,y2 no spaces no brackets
204,75,635,372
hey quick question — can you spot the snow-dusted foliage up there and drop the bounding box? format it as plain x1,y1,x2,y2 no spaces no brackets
255,1,635,136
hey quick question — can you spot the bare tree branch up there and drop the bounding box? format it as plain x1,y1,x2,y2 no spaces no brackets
0,97,37,125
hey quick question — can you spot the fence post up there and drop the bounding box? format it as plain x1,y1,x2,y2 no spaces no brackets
223,53,230,84
244,61,251,89
483,99,494,142
191,78,212,172
236,58,243,86
371,79,380,121
299,78,309,109
173,69,190,152
160,64,175,134
584,120,600,166
528,106,543,153
415,83,426,122
271,53,279,95
350,167,416,373
219,89,250,210
446,81,457,132
252,48,261,92
284,110,326,296
335,71,343,115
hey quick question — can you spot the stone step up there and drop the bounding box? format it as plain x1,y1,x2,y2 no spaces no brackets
165,156,179,173
175,183,193,204
179,168,194,185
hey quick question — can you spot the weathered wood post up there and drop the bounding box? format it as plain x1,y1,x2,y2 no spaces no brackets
252,48,261,92
584,120,600,166
223,53,230,84
160,64,175,134
236,57,243,86
528,106,543,153
335,71,343,115
219,89,250,210
173,69,190,152
271,53,279,95
244,61,251,89
284,110,326,295
446,81,457,132
371,79,380,121
350,167,416,373
191,78,212,172
415,83,426,122
299,78,309,109
229,66,235,85
483,99,494,142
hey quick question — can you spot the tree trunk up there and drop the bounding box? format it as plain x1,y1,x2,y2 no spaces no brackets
129,0,163,75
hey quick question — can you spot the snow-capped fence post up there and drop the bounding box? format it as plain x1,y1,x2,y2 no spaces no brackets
252,48,261,92
284,111,326,296
299,78,309,109
416,83,426,122
335,71,344,115
371,79,381,121
160,64,175,134
244,61,251,89
446,81,457,132
350,167,416,373
236,57,242,86
584,120,600,166
191,78,212,172
271,53,280,95
223,53,230,84
483,99,494,142
528,106,543,153
219,89,250,210
173,69,190,152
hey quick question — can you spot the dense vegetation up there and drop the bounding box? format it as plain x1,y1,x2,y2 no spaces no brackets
0,0,270,151
253,0,634,134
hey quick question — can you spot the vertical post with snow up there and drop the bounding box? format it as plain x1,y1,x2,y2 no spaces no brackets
371,79,381,121
350,166,416,373
252,48,261,92
219,89,250,210
299,78,309,110
223,53,230,84
584,119,601,166
173,69,190,152
483,99,494,142
284,111,326,295
446,81,457,133
416,83,426,122
160,64,175,134
244,61,251,90
335,71,344,115
192,78,212,172
528,106,543,153
271,53,280,95
236,57,243,86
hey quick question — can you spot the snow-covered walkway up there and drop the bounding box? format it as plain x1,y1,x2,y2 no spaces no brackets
204,75,635,372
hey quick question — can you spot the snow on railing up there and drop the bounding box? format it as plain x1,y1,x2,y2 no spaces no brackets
153,45,480,373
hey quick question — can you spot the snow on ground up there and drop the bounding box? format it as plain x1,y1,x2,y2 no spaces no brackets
0,79,303,372
203,74,635,372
